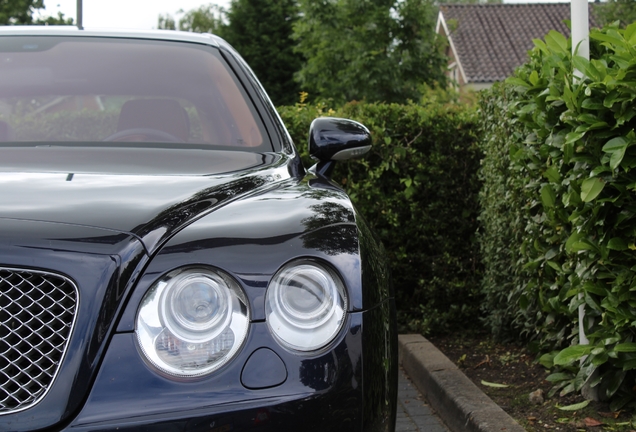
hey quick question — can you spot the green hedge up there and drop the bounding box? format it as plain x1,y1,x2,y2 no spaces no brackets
478,83,541,341
278,98,482,334
480,24,636,407
9,110,118,141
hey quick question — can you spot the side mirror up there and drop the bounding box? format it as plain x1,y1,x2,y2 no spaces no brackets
308,117,371,178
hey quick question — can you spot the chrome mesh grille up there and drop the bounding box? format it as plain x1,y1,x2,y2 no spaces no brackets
0,268,78,415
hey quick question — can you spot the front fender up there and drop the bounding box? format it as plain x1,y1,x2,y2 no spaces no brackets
109,172,396,431
117,174,377,331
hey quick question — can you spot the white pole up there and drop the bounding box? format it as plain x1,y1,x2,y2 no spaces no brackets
77,0,83,30
571,0,589,345
571,0,590,76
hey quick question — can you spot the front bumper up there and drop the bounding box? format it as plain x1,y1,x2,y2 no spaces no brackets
61,306,395,432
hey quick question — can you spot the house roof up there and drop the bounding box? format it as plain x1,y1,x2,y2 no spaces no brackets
437,3,598,83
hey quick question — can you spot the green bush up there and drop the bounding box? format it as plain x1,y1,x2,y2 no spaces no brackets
480,24,636,407
478,83,538,341
278,97,482,334
9,110,118,141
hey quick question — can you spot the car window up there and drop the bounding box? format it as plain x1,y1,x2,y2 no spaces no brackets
0,36,271,150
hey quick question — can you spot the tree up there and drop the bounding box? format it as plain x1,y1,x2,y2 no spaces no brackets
438,0,501,3
158,1,301,106
293,0,447,104
0,0,72,25
594,0,636,28
35,12,73,25
157,4,225,34
221,0,301,106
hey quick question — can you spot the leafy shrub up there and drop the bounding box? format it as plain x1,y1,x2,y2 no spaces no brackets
478,83,540,341
9,110,117,141
480,24,636,407
4,99,203,142
278,96,482,334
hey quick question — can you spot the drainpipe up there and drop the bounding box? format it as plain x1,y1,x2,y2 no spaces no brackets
571,0,589,346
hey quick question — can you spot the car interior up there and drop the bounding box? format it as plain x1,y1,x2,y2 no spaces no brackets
0,37,268,150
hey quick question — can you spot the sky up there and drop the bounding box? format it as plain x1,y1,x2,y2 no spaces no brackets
40,0,574,30
38,1,231,30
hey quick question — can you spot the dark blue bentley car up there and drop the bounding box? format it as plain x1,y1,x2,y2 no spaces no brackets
0,27,397,431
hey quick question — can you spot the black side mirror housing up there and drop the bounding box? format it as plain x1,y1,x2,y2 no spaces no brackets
308,117,372,178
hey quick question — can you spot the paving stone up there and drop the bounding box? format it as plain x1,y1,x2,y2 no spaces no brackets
402,402,434,418
396,369,449,432
395,419,419,431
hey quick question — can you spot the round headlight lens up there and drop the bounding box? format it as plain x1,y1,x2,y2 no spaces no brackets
266,260,347,351
136,267,249,377
161,273,232,343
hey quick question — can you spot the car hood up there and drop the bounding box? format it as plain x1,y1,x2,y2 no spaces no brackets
0,145,291,431
0,145,285,254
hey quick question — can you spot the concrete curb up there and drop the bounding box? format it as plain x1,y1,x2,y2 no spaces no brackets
398,334,525,432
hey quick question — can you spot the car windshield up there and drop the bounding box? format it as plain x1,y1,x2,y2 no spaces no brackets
0,36,270,151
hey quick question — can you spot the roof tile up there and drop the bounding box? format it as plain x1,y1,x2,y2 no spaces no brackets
439,3,598,83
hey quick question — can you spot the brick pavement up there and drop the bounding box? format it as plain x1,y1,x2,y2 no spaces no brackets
396,369,449,432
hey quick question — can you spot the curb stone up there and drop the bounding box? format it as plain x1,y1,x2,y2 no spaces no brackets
398,334,526,432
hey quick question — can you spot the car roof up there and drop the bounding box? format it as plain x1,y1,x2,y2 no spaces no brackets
0,26,221,47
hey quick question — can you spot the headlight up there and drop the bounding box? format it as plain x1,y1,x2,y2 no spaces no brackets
136,267,249,377
265,260,347,351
